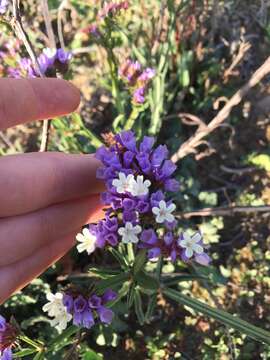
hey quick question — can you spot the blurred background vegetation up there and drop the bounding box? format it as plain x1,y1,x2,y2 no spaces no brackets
0,0,270,359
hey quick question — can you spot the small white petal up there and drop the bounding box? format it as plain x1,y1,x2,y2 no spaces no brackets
185,248,193,258
192,232,202,243
165,214,175,223
167,203,176,212
193,244,204,254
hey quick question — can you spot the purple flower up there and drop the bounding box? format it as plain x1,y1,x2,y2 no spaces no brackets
148,247,161,259
195,253,211,266
0,316,16,360
57,49,72,64
139,136,155,153
138,68,156,83
0,348,13,360
133,87,145,104
82,309,95,329
104,216,118,232
116,130,137,152
123,151,135,167
136,200,150,213
141,229,157,245
0,316,6,332
74,295,87,313
164,232,174,246
155,160,177,181
97,306,114,324
150,190,165,208
136,153,152,174
102,289,117,303
105,232,118,246
151,145,169,167
89,295,102,309
63,294,74,313
164,179,180,192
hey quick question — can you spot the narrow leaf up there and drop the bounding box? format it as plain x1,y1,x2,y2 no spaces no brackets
164,288,270,344
133,249,147,275
134,290,145,325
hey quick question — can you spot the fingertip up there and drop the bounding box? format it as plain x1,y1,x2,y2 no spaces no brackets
59,79,81,113
30,78,81,120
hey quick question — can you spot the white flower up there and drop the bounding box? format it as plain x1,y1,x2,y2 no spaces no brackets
152,200,176,223
49,312,72,333
76,227,96,255
178,232,204,258
130,175,151,196
112,172,134,194
118,222,142,243
42,292,72,333
43,47,57,58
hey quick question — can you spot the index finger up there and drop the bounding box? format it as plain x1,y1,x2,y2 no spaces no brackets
0,78,80,130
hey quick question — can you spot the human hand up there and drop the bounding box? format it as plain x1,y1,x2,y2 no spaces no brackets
0,78,104,304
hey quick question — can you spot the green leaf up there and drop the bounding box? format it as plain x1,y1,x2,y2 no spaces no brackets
83,350,103,360
127,283,136,308
133,249,147,275
164,288,270,344
109,248,129,269
89,267,121,278
134,290,145,325
13,348,38,357
32,352,45,360
47,325,78,350
96,273,130,293
145,294,157,323
136,271,159,290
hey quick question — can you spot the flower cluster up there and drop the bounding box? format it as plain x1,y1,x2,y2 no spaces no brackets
43,290,117,332
76,131,211,266
119,60,155,103
0,44,72,79
98,1,129,20
0,315,17,360
37,47,72,76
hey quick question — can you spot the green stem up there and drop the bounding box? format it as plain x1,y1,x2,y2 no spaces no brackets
19,335,42,350
124,107,140,130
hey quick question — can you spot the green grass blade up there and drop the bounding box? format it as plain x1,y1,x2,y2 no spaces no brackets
163,288,270,344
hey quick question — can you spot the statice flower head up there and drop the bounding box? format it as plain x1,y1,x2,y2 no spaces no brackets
62,289,117,329
0,315,17,359
98,1,129,20
76,131,210,266
119,59,155,104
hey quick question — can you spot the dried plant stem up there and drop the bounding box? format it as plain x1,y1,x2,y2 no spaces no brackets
57,0,68,50
12,0,52,152
40,0,57,152
176,205,270,219
11,0,42,76
41,0,56,49
171,56,270,162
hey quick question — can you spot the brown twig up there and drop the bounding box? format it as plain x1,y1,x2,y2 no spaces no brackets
41,0,56,48
171,56,270,163
11,0,42,76
57,0,68,50
223,41,251,83
176,205,270,219
40,0,56,152
11,0,52,152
